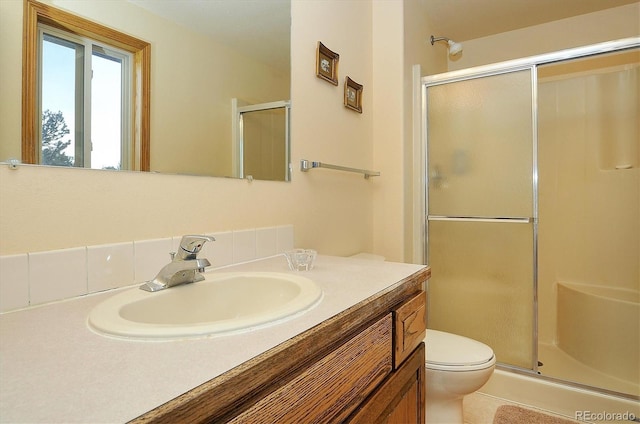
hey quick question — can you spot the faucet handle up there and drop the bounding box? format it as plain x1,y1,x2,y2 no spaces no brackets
177,235,215,260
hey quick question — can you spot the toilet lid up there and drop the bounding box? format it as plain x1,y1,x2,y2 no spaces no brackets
426,329,494,366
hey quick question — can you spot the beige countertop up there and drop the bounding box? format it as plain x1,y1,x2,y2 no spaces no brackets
0,255,425,423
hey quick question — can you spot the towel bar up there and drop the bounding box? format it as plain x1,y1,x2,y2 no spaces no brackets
300,159,380,179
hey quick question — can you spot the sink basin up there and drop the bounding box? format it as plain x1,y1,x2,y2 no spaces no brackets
88,272,322,340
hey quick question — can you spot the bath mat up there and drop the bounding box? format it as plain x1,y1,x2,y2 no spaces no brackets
493,405,576,424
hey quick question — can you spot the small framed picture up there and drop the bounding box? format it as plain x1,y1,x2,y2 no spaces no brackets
316,41,339,85
344,77,363,113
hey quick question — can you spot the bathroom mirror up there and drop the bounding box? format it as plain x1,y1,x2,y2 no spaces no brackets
2,0,291,181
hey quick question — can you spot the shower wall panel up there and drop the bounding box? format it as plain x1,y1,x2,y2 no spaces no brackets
536,50,639,396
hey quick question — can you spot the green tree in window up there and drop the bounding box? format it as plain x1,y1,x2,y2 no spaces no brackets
42,109,73,167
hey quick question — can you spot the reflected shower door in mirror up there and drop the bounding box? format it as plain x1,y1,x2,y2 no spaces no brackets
234,100,291,182
3,0,291,181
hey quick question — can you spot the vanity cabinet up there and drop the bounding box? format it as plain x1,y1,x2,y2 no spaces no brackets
132,268,429,424
347,343,425,423
347,291,426,424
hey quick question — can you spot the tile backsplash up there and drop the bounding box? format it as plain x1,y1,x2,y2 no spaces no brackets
0,225,294,313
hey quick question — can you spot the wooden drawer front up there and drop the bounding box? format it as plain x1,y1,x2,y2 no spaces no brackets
229,314,393,424
394,291,426,368
346,343,426,424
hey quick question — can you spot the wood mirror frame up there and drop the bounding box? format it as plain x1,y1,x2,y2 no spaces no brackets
21,0,151,171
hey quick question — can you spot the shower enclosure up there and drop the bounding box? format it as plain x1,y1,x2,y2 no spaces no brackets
232,99,291,181
422,38,639,399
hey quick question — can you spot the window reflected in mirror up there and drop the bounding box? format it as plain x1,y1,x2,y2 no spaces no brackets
40,26,132,170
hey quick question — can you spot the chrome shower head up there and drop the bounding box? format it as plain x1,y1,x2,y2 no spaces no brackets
430,35,463,57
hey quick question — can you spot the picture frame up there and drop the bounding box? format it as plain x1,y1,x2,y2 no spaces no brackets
316,41,339,85
344,76,363,113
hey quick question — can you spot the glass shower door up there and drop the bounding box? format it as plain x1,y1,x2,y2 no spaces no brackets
426,69,536,369
241,106,288,181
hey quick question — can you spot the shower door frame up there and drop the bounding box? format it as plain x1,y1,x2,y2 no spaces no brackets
420,37,640,382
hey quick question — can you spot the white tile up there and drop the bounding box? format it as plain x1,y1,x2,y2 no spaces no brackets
134,238,172,283
256,227,278,259
29,247,87,305
0,254,29,312
232,229,256,263
276,225,294,253
87,242,134,293
205,231,233,268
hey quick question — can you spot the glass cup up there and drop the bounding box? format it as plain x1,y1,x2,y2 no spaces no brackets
285,249,317,271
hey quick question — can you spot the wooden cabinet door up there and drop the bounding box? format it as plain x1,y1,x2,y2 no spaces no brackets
347,343,425,424
387,375,420,424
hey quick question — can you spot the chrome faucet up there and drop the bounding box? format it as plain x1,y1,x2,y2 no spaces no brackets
139,235,215,292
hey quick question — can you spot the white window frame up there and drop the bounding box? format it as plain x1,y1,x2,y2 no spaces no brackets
37,23,133,170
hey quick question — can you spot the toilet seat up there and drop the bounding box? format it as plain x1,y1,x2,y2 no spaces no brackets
426,329,496,371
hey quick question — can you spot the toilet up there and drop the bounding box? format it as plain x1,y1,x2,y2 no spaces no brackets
425,329,496,424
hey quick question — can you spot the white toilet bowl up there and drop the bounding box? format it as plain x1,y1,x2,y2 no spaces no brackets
425,329,496,424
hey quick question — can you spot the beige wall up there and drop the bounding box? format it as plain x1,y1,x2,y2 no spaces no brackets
372,1,405,262
371,1,447,264
448,3,640,71
0,0,22,161
0,0,378,256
